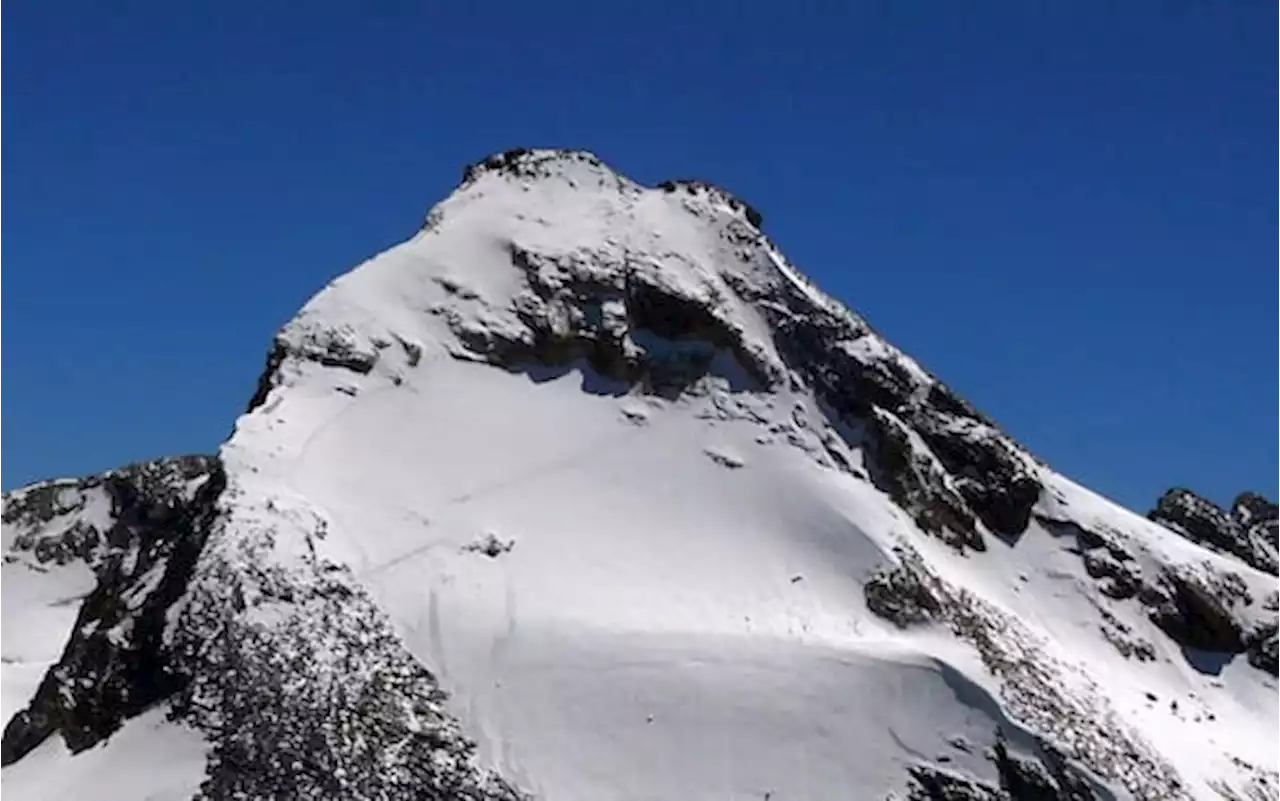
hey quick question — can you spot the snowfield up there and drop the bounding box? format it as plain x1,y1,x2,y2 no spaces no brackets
2,149,1275,801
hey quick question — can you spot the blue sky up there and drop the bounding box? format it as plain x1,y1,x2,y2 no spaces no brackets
3,1,1275,511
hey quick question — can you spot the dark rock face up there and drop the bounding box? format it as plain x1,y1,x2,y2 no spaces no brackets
905,764,1004,801
1148,488,1278,575
171,572,525,801
462,147,538,183
162,484,527,799
899,736,1103,801
863,409,982,551
2,488,102,566
244,341,288,412
458,148,634,197
1139,565,1280,675
658,178,765,228
1246,624,1279,674
1,455,223,765
1081,549,1143,601
989,738,1103,801
1039,517,1145,602
1146,488,1280,670
1038,515,1277,676
1143,568,1250,654
864,555,944,627
440,243,779,399
769,307,1041,549
288,329,380,377
1233,492,1279,551
911,408,1041,539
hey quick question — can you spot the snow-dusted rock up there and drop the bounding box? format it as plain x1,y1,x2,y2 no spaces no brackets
1,456,219,763
1149,488,1278,575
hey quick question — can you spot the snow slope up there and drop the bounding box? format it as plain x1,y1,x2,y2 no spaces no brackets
3,149,1276,801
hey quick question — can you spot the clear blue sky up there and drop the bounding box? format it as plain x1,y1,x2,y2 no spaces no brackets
3,1,1275,512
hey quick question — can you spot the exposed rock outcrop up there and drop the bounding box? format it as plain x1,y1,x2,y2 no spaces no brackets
1142,566,1251,654
2,452,526,799
1,455,222,765
1038,514,1278,675
1040,517,1146,601
1246,624,1279,674
768,299,1041,547
170,542,525,801
864,546,1184,798
865,550,945,626
897,735,1104,801
658,178,765,229
1149,488,1278,574
1232,492,1279,552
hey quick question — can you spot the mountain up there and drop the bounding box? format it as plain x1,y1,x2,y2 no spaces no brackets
2,148,1275,801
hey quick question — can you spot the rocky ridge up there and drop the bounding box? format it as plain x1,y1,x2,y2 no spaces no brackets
1148,488,1278,575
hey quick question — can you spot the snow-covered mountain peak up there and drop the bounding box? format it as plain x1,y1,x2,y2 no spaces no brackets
3,151,1276,801
264,149,1042,560
458,148,630,190
452,149,765,231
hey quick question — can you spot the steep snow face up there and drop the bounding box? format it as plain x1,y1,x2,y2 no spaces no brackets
3,149,1276,801
207,150,1275,800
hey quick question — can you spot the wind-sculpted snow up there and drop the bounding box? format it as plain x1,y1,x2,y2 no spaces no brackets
2,148,1275,800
